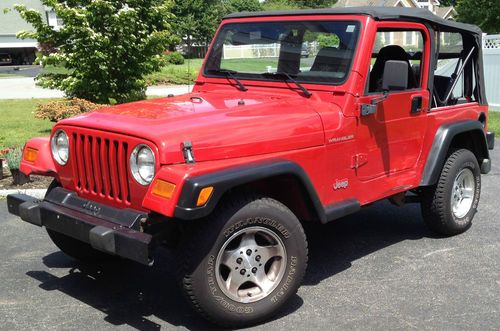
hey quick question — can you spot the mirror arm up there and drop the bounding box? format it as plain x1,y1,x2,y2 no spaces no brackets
371,90,389,105
361,90,389,117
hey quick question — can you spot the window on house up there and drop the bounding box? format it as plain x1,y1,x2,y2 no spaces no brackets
404,32,414,46
383,31,392,44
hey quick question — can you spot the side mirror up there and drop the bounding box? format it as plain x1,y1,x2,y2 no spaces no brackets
382,60,408,91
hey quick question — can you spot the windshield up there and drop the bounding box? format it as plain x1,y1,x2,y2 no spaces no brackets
204,20,360,85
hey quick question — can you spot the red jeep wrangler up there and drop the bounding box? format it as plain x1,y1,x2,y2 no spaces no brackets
7,7,495,327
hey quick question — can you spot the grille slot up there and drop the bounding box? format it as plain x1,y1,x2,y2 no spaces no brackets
72,133,130,204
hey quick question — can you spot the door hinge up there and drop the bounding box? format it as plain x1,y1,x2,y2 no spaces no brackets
351,153,368,169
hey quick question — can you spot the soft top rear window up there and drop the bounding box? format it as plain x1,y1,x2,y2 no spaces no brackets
204,20,360,85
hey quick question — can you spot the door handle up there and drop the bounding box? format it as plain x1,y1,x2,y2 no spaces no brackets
411,96,423,113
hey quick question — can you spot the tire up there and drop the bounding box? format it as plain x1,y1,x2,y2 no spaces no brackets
420,149,481,236
178,195,308,328
46,228,117,262
44,180,117,262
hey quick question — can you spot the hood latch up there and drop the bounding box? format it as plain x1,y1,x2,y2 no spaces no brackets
182,141,196,164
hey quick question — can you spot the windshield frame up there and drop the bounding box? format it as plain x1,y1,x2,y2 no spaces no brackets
202,18,363,87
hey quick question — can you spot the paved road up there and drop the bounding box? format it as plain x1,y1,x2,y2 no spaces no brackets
0,65,41,77
0,77,192,99
1,149,499,330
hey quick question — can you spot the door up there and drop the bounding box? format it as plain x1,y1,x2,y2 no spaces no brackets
355,24,430,181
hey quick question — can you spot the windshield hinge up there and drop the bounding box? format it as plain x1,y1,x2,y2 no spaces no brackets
182,141,196,164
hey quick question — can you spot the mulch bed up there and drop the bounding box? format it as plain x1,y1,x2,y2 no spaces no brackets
0,166,53,190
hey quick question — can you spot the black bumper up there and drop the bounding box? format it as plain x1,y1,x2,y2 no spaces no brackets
7,188,154,265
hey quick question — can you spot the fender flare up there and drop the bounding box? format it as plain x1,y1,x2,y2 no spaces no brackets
173,160,360,222
420,120,489,186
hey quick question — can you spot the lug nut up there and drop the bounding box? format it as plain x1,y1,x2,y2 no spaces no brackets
255,255,261,262
236,257,243,264
252,267,257,274
246,249,252,256
240,269,246,275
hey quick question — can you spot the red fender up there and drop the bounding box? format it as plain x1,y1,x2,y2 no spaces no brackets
20,137,57,177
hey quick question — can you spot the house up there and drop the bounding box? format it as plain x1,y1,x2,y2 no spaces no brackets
335,0,457,49
335,0,457,20
0,0,62,65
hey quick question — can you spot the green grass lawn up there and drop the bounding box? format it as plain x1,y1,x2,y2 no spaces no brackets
0,99,54,149
42,64,71,75
221,58,280,72
0,99,498,150
39,60,204,86
488,111,500,136
145,59,203,85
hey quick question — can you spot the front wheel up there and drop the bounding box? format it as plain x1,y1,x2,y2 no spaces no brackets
178,195,308,328
44,180,117,263
420,149,481,236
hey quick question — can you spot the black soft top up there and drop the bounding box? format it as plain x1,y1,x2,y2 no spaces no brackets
224,7,482,35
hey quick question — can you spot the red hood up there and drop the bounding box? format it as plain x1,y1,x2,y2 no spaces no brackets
59,90,325,164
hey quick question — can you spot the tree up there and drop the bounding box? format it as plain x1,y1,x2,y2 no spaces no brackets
456,0,500,34
221,0,263,13
172,0,263,54
439,0,457,6
172,0,221,48
171,0,335,56
262,0,300,10
14,0,178,104
262,0,337,9
288,0,338,8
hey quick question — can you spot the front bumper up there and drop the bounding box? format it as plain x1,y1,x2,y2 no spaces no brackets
7,188,154,265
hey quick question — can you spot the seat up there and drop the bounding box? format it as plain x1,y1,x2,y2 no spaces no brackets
412,64,421,85
369,45,417,92
310,47,353,73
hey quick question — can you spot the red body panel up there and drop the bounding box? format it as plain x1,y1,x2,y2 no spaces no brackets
21,14,488,217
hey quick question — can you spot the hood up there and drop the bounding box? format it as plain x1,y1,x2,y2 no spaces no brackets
59,90,325,164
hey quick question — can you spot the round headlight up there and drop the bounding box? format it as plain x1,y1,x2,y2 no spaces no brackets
51,129,69,165
130,145,155,185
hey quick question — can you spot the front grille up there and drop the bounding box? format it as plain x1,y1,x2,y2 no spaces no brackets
71,133,131,205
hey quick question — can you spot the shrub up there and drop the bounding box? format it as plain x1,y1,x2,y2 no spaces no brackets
317,34,340,49
165,51,185,65
5,147,23,170
0,149,8,159
0,136,6,156
14,1,179,104
35,98,106,122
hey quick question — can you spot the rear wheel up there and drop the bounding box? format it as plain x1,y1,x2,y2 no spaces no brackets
178,195,308,327
44,180,116,262
420,149,481,236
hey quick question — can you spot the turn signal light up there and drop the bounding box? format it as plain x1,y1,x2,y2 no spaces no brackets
24,148,38,163
152,179,176,199
197,186,214,207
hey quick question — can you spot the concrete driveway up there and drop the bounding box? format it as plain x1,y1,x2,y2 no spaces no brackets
0,149,499,330
0,77,192,99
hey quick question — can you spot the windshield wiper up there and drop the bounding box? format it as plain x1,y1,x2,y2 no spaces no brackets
207,69,248,91
262,72,312,97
